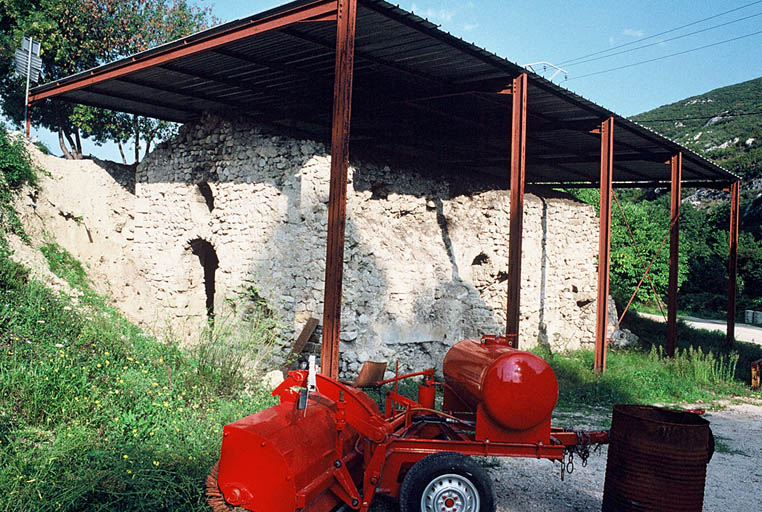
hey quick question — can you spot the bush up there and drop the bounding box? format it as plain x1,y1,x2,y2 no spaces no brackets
0,127,37,190
193,295,281,397
0,126,38,241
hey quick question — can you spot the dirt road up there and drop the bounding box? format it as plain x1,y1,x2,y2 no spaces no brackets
638,312,762,346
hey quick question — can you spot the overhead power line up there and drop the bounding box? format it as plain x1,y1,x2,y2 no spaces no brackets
559,0,762,66
565,29,762,81
638,112,762,123
566,11,762,68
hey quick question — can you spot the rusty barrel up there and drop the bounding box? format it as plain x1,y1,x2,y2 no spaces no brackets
602,405,714,512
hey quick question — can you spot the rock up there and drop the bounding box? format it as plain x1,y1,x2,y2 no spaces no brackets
261,369,285,390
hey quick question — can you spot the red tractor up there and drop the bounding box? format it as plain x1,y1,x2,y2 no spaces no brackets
206,334,608,512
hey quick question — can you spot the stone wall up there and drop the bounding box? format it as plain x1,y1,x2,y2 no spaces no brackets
135,114,601,375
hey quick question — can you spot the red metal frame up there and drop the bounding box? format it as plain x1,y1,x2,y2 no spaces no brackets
666,153,682,357
268,368,608,511
28,1,337,105
594,118,614,373
321,0,358,379
506,73,528,345
727,180,740,346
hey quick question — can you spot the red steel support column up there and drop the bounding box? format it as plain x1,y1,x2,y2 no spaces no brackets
321,0,357,379
506,73,527,346
594,117,614,373
25,106,31,139
666,153,682,357
727,181,740,347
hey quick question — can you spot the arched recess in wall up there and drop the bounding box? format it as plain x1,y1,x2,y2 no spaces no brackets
196,182,214,212
188,238,219,319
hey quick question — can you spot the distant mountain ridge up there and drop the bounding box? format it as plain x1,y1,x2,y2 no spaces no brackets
631,76,762,181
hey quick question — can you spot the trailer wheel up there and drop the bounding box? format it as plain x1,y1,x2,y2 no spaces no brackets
399,452,496,512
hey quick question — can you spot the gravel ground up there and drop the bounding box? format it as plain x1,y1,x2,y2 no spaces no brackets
370,400,762,511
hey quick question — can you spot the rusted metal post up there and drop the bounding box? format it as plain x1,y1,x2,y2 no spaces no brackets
321,0,357,379
666,153,682,357
727,180,740,347
594,117,614,373
25,106,31,139
506,73,527,347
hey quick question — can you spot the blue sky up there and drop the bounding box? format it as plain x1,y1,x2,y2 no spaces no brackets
25,0,762,161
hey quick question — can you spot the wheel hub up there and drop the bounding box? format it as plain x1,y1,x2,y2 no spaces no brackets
421,473,479,512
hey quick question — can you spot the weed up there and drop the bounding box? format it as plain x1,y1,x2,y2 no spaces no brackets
193,289,282,397
39,242,90,291
0,243,277,511
713,435,748,456
541,326,753,413
0,127,38,243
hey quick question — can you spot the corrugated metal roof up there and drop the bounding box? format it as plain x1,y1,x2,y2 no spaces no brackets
30,0,737,186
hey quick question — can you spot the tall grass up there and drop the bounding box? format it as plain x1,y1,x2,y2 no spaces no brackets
1,127,38,242
543,324,754,412
0,244,278,511
194,293,281,397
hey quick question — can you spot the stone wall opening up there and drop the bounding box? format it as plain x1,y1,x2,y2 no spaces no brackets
196,182,214,212
188,238,219,318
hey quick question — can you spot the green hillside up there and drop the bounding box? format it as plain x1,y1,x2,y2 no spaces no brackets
632,76,762,179
618,78,762,319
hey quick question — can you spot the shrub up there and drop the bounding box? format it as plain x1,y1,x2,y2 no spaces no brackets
0,127,37,190
0,126,38,241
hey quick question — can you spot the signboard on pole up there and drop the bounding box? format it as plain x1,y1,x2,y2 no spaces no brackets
14,37,41,82
14,36,42,138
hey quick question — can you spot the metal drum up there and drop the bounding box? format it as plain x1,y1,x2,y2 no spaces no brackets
602,405,714,512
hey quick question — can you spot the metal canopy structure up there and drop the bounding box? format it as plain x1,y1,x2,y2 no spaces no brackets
31,0,734,187
30,0,741,375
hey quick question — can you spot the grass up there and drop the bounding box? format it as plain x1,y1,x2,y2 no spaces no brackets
1,127,38,243
713,435,748,457
39,242,91,292
541,313,762,417
0,244,278,511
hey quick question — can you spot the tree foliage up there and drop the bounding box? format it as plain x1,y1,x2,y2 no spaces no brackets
0,0,216,162
570,186,762,320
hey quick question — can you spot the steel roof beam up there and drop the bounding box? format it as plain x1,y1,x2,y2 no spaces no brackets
666,153,682,357
321,0,357,380
114,76,264,112
28,0,337,104
595,117,614,373
506,73,527,345
727,182,740,347
279,26,451,91
56,92,195,123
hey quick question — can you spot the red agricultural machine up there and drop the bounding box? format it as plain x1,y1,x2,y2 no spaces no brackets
205,334,608,512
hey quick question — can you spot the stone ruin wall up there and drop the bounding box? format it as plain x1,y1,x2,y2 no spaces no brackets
134,114,601,375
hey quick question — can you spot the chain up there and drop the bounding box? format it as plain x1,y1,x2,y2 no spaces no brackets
559,430,603,480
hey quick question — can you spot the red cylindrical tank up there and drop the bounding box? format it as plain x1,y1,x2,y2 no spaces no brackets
217,390,376,512
443,337,558,434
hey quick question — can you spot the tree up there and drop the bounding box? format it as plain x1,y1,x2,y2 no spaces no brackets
0,0,216,161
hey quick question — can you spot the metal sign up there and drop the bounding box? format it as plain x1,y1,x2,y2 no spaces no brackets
14,36,42,138
14,37,42,83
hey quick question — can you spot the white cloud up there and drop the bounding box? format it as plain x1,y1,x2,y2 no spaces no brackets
410,3,454,23
463,22,479,31
623,28,645,38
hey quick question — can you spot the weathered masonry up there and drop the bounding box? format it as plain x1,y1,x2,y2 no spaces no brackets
136,114,599,373
30,0,740,375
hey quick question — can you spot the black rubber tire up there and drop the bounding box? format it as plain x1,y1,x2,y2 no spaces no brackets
399,452,496,512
